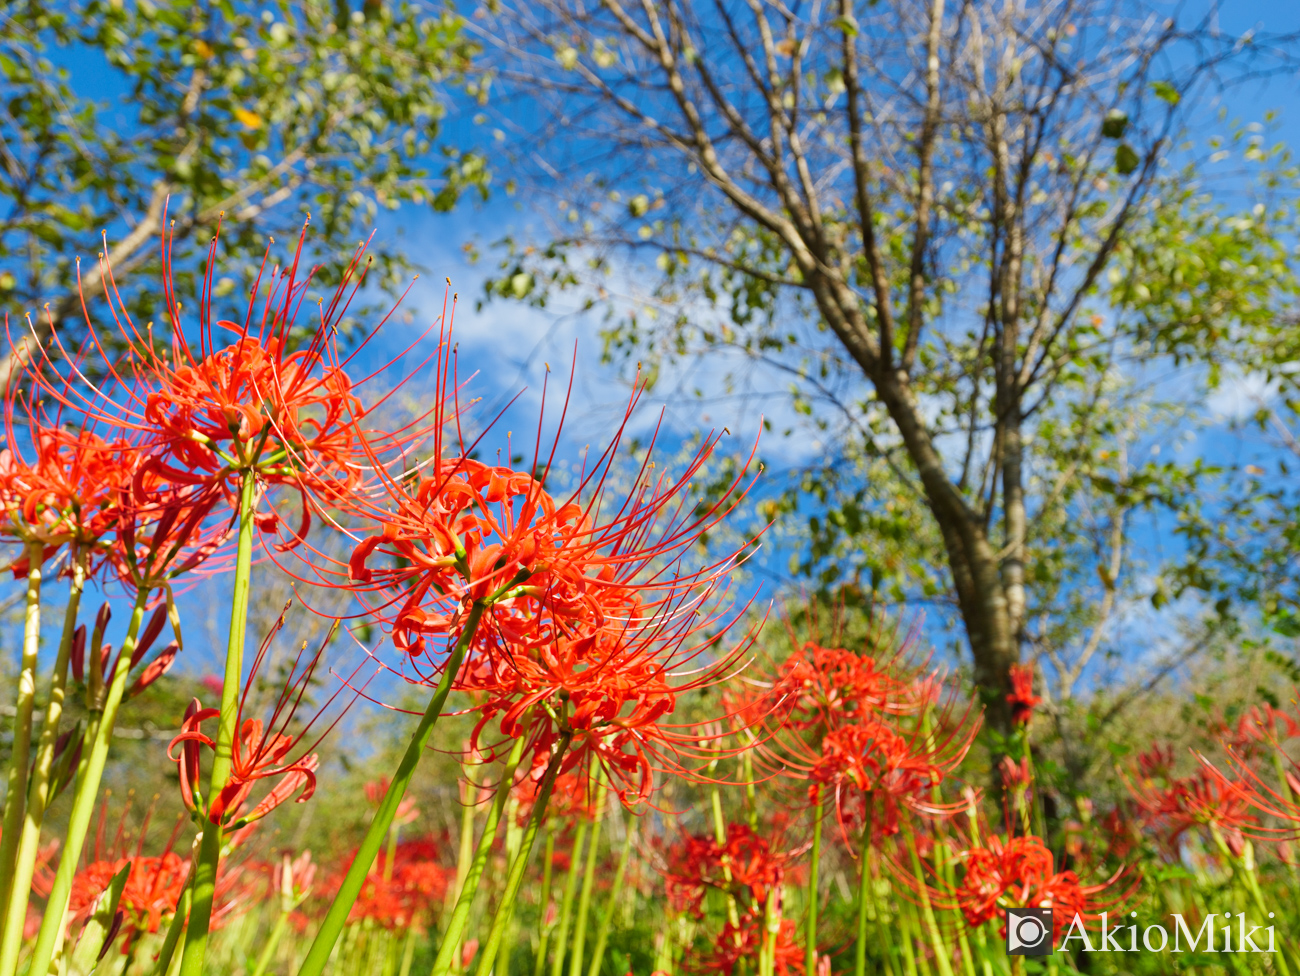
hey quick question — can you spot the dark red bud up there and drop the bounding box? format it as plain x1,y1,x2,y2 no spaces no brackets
71,624,86,683
130,603,169,670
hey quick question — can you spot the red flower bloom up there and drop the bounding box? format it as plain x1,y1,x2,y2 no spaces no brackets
663,823,790,920
31,214,440,553
1006,664,1040,727
953,834,1089,938
337,356,760,804
1128,765,1264,856
169,605,351,828
696,912,804,976
335,837,454,931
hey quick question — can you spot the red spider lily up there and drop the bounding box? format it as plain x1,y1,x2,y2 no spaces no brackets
108,479,233,594
340,364,757,656
951,834,1094,938
999,756,1032,791
34,799,189,951
663,822,791,920
27,213,442,552
169,606,354,828
693,912,804,976
768,663,977,842
1136,743,1176,782
1006,664,1040,727
0,427,133,575
769,639,923,733
0,316,147,575
460,572,758,805
1127,764,1273,856
1227,703,1300,755
67,854,189,947
328,837,454,930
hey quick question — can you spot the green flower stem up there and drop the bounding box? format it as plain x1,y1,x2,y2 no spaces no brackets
297,599,489,976
251,911,290,976
569,768,608,976
475,733,572,976
532,825,557,976
805,789,822,976
854,822,872,976
550,816,589,976
430,736,527,976
897,900,920,976
398,925,419,976
150,884,193,976
0,548,87,972
179,468,259,976
709,785,743,933
26,586,152,976
760,887,779,976
0,540,45,924
905,828,955,976
586,812,635,976
448,753,481,974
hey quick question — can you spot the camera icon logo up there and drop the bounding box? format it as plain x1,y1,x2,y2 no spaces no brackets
1005,907,1053,956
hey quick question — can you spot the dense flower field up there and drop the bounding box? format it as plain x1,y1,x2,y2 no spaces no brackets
2,225,1299,976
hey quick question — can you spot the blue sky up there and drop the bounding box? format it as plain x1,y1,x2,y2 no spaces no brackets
21,0,1300,701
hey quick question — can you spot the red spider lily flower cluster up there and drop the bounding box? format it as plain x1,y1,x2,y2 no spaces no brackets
67,853,189,948
665,822,803,976
950,833,1098,939
1136,743,1176,781
698,914,804,976
759,636,978,842
1127,764,1267,857
25,214,443,567
328,352,761,805
1006,664,1041,728
33,799,189,950
329,838,454,931
664,823,792,919
1226,703,1300,756
170,607,351,829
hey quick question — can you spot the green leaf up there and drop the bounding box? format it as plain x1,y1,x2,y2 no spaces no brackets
1115,142,1140,175
1101,109,1128,139
829,16,858,36
1150,80,1180,105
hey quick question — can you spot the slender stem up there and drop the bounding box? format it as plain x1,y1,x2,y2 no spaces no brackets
297,600,488,976
805,790,822,976
0,541,44,923
0,549,85,972
586,813,634,976
708,786,742,932
855,824,872,976
430,736,527,976
251,912,290,976
150,885,193,976
398,925,419,976
906,828,955,976
550,818,589,976
533,826,557,976
25,587,151,976
179,468,259,976
475,734,572,976
449,753,481,975
570,769,608,976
